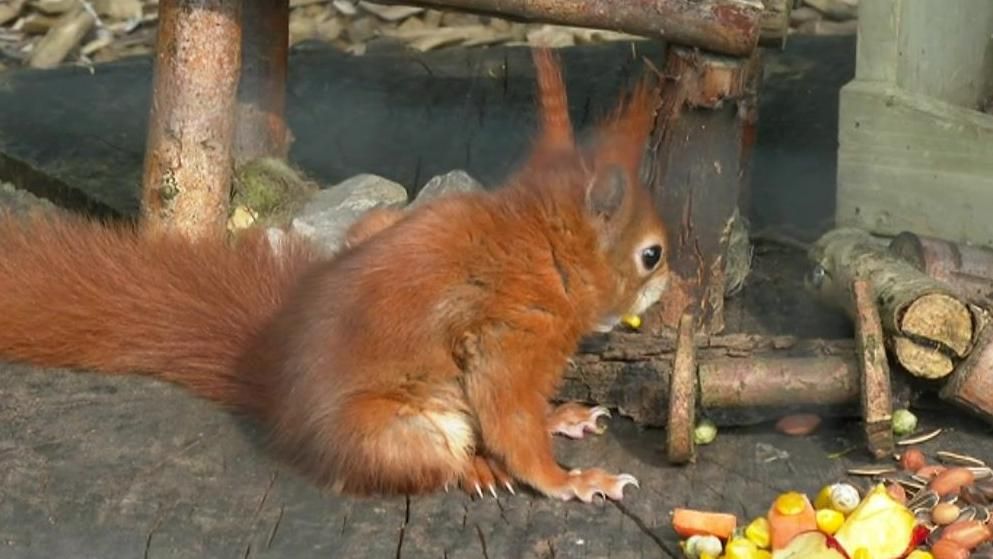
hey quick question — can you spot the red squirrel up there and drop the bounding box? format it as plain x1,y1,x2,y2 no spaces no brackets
0,48,668,503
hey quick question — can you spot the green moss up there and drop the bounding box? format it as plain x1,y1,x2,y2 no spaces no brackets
230,157,320,228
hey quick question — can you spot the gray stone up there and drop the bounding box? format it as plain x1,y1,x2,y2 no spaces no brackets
0,182,58,216
289,173,408,254
410,170,483,208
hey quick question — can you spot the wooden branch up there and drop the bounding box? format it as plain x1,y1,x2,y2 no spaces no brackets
667,314,697,464
808,228,976,379
561,332,915,427
853,279,894,458
141,0,242,239
369,0,765,56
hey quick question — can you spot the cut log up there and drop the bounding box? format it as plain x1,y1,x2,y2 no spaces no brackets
561,332,915,427
889,231,993,307
369,0,766,56
891,336,953,380
807,228,976,378
645,46,763,335
940,323,993,426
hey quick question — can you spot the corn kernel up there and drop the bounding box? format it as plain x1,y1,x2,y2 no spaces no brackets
814,485,834,510
773,492,809,516
723,537,758,559
744,517,771,549
699,554,715,559
905,552,933,559
754,552,772,559
621,314,642,329
815,508,845,535
853,547,871,559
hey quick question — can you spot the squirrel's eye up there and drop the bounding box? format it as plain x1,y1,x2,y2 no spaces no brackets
640,245,662,271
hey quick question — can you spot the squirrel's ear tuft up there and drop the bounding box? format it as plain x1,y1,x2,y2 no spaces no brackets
529,47,575,157
590,76,659,179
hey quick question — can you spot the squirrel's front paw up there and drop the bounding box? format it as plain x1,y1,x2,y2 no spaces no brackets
547,402,611,439
551,468,639,503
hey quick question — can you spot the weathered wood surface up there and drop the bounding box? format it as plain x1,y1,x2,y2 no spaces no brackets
2,359,991,559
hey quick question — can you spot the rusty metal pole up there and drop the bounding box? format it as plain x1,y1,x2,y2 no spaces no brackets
375,0,764,57
141,0,243,238
233,0,291,164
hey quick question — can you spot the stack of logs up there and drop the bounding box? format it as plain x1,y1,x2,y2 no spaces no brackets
562,227,993,466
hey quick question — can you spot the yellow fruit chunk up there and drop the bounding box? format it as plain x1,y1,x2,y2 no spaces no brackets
815,509,845,535
905,552,933,559
745,517,771,549
770,531,848,559
853,548,871,559
833,484,916,559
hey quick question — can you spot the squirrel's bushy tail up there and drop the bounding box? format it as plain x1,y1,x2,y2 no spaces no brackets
0,210,317,409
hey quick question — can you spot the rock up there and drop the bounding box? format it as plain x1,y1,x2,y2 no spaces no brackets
795,19,858,36
789,6,823,26
411,170,483,207
802,0,859,21
290,174,408,254
0,182,58,217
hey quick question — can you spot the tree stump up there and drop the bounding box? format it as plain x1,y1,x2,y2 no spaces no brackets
644,46,763,334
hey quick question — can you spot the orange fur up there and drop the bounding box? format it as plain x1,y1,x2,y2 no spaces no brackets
0,48,669,501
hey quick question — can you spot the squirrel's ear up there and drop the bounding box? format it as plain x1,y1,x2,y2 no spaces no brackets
586,164,627,220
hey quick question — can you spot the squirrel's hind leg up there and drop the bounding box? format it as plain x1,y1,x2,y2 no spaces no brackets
314,390,476,497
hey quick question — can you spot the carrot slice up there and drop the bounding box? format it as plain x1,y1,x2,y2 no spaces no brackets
671,508,738,540
768,492,818,550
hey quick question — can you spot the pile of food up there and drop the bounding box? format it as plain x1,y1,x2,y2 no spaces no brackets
671,448,993,559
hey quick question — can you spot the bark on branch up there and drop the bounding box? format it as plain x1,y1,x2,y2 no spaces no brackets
560,331,914,427
370,0,765,56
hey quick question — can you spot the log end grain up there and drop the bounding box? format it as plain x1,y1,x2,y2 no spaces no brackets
901,293,973,357
892,336,954,379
